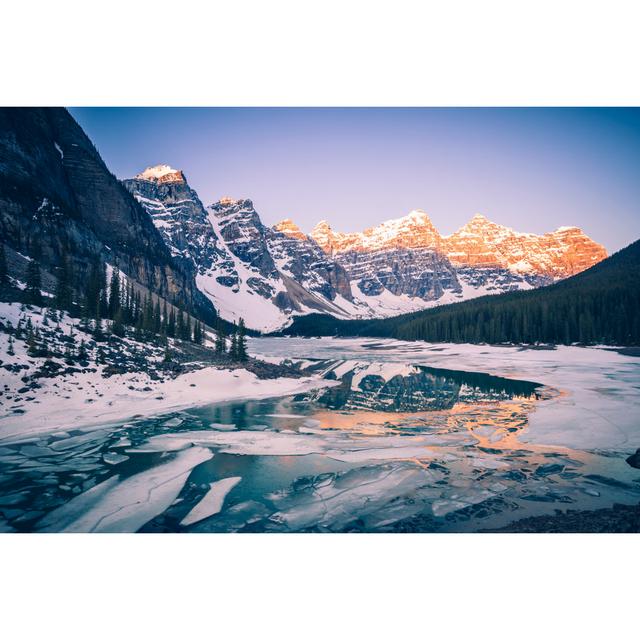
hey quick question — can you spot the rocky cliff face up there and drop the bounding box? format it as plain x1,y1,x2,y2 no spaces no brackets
122,167,230,277
268,219,353,303
125,184,360,331
0,108,215,322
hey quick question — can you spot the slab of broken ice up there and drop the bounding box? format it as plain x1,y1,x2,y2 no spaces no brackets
180,476,242,526
36,447,213,533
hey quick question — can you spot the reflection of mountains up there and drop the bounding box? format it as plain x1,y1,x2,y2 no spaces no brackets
299,360,540,413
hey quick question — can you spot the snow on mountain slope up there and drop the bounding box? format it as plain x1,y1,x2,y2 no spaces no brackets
311,209,442,254
123,166,607,332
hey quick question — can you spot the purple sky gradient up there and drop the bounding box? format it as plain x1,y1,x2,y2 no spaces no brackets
70,108,640,253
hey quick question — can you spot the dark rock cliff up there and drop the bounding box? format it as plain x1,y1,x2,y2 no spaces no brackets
0,107,215,322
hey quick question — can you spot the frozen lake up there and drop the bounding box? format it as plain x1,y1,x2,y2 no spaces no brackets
1,338,639,532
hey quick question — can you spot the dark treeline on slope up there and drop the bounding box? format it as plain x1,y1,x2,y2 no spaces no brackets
280,239,640,346
0,243,249,362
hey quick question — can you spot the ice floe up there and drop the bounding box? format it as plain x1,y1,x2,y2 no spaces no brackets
180,476,242,526
36,447,213,532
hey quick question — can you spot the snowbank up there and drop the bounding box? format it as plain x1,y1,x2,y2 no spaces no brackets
0,359,336,443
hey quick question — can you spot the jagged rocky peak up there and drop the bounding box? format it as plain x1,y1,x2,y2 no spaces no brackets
135,164,185,184
310,220,335,252
310,209,442,255
122,164,222,273
442,213,607,277
273,218,308,241
208,197,279,279
210,197,256,215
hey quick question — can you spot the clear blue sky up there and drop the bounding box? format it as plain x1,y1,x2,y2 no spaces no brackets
70,107,640,253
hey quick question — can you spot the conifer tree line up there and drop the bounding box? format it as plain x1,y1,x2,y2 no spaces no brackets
81,259,207,345
9,245,251,359
392,240,640,346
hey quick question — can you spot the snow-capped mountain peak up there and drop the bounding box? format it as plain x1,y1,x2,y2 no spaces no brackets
443,214,607,277
273,218,308,240
219,196,240,206
310,208,442,255
135,164,185,184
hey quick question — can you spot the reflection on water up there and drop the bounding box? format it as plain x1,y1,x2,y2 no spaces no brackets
0,358,638,533
299,360,541,413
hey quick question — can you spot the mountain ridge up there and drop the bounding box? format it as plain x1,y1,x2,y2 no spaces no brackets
122,163,608,332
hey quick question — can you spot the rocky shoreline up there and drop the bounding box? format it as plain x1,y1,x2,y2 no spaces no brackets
481,502,640,533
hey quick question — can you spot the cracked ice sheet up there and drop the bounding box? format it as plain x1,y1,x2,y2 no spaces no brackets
181,476,242,526
250,337,640,451
127,430,461,462
268,464,438,531
36,447,213,533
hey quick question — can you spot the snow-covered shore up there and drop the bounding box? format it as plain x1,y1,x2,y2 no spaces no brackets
0,301,337,442
0,365,336,442
249,337,640,452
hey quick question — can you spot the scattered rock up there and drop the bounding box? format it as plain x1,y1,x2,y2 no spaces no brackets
626,448,640,470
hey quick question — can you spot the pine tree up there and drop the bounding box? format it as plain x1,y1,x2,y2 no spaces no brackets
85,257,103,319
54,251,73,310
230,330,238,360
99,264,108,318
193,321,203,345
94,314,103,340
167,308,176,338
142,294,154,334
108,266,121,319
78,339,88,361
91,276,103,339
111,307,125,337
134,312,144,342
162,301,168,334
26,327,37,356
153,300,161,334
7,335,15,356
237,318,248,361
215,322,227,355
177,311,185,341
184,314,192,342
25,257,43,306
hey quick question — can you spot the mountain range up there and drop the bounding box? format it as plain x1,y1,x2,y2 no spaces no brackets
281,236,640,346
124,164,607,331
0,108,608,334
